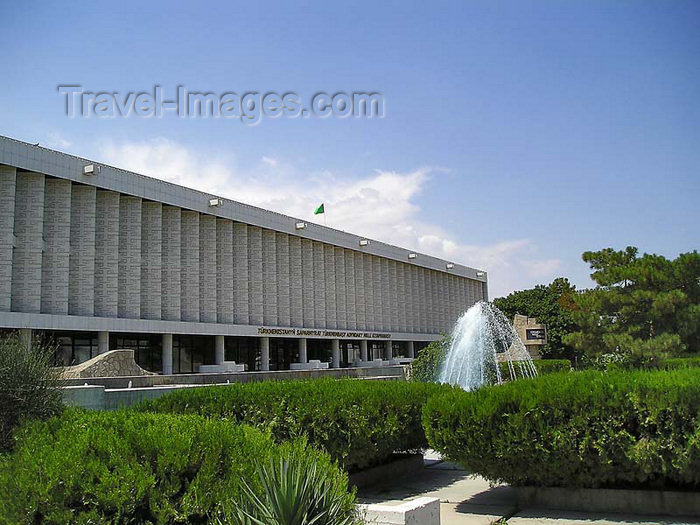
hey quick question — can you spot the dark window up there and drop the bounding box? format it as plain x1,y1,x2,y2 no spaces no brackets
45,331,99,366
308,339,331,363
225,337,259,371
172,335,214,374
111,334,162,373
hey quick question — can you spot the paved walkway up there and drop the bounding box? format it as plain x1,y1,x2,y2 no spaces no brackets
358,454,700,525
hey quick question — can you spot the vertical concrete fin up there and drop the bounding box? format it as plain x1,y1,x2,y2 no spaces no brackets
118,196,141,319
262,228,277,325
301,238,314,328
94,191,119,317
247,225,263,325
389,259,398,332
324,244,336,329
0,166,16,311
363,254,373,331
397,262,406,333
289,235,302,328
140,201,162,320
418,268,427,333
374,256,384,331
161,206,182,321
232,222,249,324
11,172,44,313
180,210,200,322
276,232,290,327
335,247,346,330
354,252,365,331
216,218,234,324
41,178,71,314
199,214,216,323
345,249,356,330
68,184,96,316
313,242,326,329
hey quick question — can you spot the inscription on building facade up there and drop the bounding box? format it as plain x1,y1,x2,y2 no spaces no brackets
258,327,391,339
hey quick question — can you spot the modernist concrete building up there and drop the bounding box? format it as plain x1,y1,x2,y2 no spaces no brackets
0,135,488,374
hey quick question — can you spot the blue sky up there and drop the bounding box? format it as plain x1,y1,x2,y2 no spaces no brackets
1,1,698,298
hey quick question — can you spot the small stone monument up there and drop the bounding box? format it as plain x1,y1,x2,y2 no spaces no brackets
512,314,546,359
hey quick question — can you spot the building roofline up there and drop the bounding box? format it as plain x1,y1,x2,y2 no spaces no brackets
0,134,487,281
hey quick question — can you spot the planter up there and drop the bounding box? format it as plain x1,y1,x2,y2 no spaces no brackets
516,486,700,517
349,454,425,490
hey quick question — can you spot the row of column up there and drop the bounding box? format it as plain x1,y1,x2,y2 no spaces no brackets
18,328,417,374
160,334,416,375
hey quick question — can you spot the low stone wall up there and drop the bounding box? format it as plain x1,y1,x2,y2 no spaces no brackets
59,349,155,379
516,486,700,517
60,364,407,390
60,365,408,410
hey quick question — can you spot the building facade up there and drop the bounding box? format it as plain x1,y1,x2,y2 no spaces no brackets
0,135,488,373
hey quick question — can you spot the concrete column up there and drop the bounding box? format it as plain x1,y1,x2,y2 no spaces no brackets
20,328,32,351
162,333,173,375
407,341,415,358
331,339,340,368
360,339,368,362
384,340,393,361
299,338,308,363
98,331,110,354
260,337,270,371
215,335,225,365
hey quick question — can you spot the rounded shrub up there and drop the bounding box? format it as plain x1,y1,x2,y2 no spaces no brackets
0,333,63,451
423,369,700,490
138,378,451,472
0,409,356,524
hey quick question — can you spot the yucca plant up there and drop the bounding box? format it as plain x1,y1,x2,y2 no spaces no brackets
232,447,359,525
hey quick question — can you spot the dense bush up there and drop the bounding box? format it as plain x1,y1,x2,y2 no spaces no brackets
409,336,449,382
423,369,700,490
497,359,571,378
0,409,355,524
0,332,63,451
139,378,450,472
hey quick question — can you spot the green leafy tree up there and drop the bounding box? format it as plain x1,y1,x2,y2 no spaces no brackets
564,247,700,366
493,278,580,361
409,335,451,382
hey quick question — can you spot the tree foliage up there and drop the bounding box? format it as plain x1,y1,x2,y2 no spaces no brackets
408,336,451,382
493,278,579,360
0,332,63,451
564,247,700,366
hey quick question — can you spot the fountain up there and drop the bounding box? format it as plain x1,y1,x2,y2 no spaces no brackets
438,301,538,391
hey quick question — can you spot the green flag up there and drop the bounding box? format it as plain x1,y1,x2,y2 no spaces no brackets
314,203,324,215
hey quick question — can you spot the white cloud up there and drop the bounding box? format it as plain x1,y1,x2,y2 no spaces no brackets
46,131,72,149
98,137,560,298
261,156,278,167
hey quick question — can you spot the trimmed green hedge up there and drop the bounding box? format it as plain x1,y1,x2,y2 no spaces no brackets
423,369,700,490
498,359,571,378
0,409,354,524
138,378,450,472
659,357,700,370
